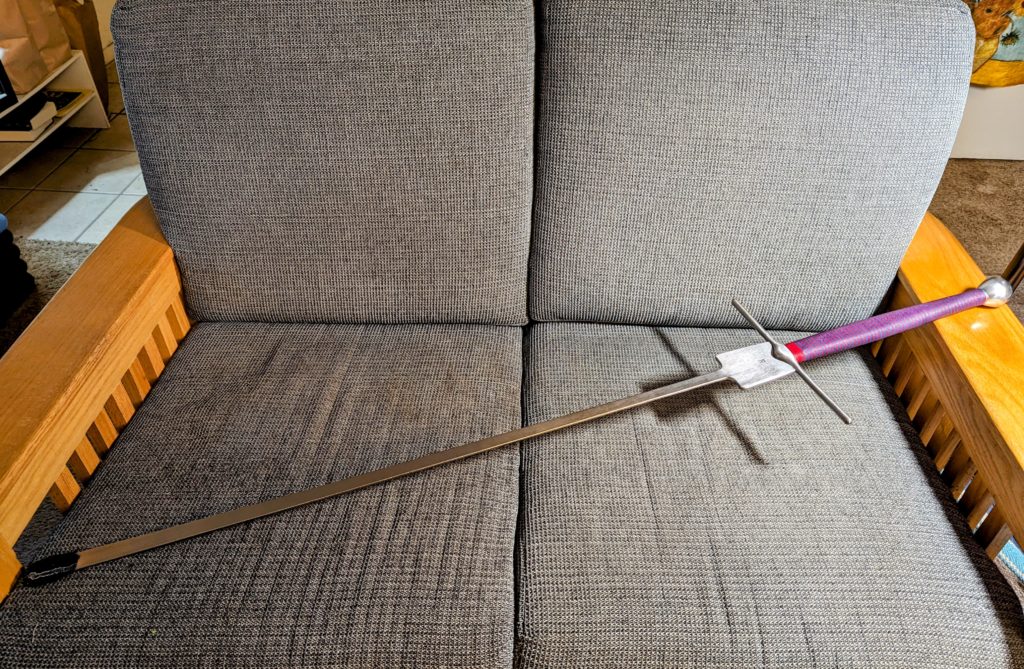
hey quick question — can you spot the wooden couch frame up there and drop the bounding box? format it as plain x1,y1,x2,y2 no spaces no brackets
0,200,1022,601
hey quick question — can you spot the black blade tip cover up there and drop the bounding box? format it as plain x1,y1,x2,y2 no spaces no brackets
23,552,79,586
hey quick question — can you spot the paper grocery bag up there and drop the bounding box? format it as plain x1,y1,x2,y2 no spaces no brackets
55,0,108,109
0,2,50,93
0,0,72,94
19,0,71,70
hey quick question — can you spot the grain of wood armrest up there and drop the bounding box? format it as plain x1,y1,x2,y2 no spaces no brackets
892,212,1024,550
0,197,188,597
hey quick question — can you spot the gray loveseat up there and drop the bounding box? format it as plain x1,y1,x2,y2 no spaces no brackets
1,1,1023,667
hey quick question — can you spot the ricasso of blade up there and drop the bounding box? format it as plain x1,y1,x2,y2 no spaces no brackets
716,342,796,389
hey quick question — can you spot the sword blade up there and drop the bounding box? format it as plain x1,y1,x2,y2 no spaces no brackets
75,368,730,570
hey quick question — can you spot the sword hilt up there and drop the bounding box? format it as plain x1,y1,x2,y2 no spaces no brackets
730,276,1015,425
731,300,852,424
784,277,1012,363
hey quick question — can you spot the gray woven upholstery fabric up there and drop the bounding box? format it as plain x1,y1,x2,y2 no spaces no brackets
529,1,974,329
111,1,534,325
516,323,1024,668
0,323,522,668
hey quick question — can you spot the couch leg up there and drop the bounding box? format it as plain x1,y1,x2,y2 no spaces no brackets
0,540,21,602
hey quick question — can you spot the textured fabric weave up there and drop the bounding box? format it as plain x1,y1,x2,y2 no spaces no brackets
516,323,1024,668
0,323,522,668
112,1,534,324
529,1,974,329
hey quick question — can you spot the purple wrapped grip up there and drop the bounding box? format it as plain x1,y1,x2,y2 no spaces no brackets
786,289,988,362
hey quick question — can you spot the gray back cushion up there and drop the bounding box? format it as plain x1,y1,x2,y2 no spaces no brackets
530,1,973,329
112,0,534,324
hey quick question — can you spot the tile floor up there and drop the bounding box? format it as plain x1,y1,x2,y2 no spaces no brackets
0,61,143,245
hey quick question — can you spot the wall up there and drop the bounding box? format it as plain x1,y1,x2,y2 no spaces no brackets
951,86,1024,160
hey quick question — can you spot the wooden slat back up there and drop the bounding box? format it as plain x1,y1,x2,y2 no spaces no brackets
0,199,189,601
872,213,1024,564
874,331,1014,559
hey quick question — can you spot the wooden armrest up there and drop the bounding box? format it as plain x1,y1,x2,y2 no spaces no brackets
0,198,190,598
880,212,1024,556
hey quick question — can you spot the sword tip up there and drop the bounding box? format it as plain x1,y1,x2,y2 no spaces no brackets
23,551,80,586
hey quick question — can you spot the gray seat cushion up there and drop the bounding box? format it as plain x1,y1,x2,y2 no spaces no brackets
112,1,534,325
516,323,1024,668
0,323,522,668
529,0,973,330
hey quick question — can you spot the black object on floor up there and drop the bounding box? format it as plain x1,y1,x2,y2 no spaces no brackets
0,217,36,323
0,236,95,357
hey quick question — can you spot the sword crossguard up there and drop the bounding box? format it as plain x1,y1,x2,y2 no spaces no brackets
731,300,852,424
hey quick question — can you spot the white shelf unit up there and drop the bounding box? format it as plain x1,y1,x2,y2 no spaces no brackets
0,51,110,177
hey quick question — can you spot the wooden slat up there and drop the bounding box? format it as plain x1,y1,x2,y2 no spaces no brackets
122,360,151,407
166,295,191,341
138,337,165,382
918,404,945,446
905,379,931,421
911,392,939,434
151,318,178,362
960,470,990,511
949,458,977,501
48,467,80,512
943,443,973,485
894,212,1024,547
0,197,183,546
965,484,995,531
976,507,1013,559
892,356,917,396
104,384,136,430
933,427,961,472
880,336,904,376
86,409,118,455
869,338,884,357
68,438,100,482
0,541,19,602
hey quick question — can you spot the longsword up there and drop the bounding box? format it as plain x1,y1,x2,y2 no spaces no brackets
23,277,1014,585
